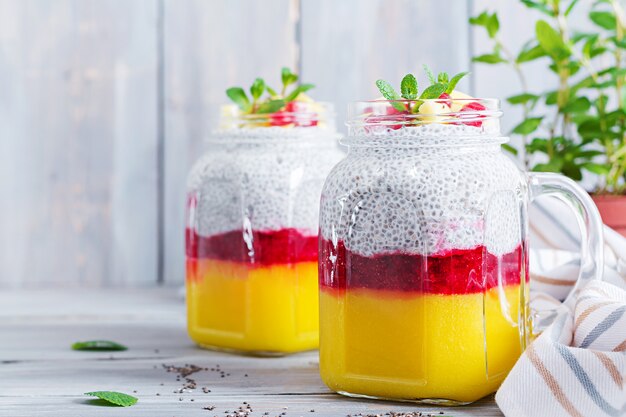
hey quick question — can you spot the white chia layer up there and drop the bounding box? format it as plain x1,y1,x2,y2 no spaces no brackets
320,124,523,256
188,127,344,237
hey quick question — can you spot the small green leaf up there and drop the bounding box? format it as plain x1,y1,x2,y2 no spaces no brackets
472,53,507,64
85,391,138,407
281,67,298,89
533,157,564,173
266,85,278,97
526,138,549,152
535,20,570,60
437,72,450,84
284,83,315,102
256,99,286,114
420,83,446,99
582,162,611,174
517,44,548,63
375,79,406,112
562,96,591,113
507,93,540,105
545,90,558,105
423,65,436,84
589,11,616,30
400,74,418,100
446,71,469,93
565,0,580,16
502,143,519,155
250,78,265,100
512,117,543,135
521,0,554,16
72,341,128,351
376,79,400,100
226,87,251,112
469,11,500,38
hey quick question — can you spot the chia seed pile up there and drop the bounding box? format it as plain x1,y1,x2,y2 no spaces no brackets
320,124,523,256
187,127,344,238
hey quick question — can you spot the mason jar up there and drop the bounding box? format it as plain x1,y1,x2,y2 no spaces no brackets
318,98,603,404
186,102,343,355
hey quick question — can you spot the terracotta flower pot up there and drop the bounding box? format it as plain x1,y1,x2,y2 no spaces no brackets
591,194,626,237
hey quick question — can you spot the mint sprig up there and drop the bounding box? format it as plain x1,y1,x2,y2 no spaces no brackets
375,67,470,114
85,391,137,407
400,74,418,100
225,68,314,116
72,340,128,351
446,71,470,93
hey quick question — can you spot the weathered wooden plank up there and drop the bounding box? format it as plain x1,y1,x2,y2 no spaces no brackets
0,290,502,416
0,0,159,287
162,0,300,285
300,0,472,134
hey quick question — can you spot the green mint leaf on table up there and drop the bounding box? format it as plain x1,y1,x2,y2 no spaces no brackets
256,99,286,114
250,78,265,100
589,11,616,30
284,83,315,102
446,71,469,93
420,83,446,99
375,79,406,112
423,64,436,84
85,391,137,407
512,117,543,135
226,87,251,112
72,340,127,351
535,20,570,60
400,74,418,100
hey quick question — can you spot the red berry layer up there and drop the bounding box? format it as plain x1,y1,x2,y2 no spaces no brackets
319,239,527,295
186,228,318,265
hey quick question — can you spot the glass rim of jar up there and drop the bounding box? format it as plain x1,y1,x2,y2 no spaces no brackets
345,98,502,128
343,98,506,147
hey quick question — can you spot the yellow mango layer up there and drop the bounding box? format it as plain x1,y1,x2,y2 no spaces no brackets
187,259,319,354
319,286,526,404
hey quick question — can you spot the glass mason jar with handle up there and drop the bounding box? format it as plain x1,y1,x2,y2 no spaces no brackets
318,98,603,404
186,102,343,356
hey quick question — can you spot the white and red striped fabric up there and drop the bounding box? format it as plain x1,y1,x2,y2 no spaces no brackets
496,199,626,417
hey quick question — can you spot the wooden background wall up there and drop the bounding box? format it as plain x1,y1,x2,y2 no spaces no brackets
0,0,589,287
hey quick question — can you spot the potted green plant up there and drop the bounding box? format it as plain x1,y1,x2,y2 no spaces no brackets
471,0,626,235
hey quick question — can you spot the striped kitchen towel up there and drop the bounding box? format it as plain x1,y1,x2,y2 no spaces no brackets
496,199,626,417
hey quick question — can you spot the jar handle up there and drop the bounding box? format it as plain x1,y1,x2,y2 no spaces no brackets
527,172,604,306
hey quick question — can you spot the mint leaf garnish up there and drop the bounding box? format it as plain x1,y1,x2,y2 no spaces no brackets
72,340,127,351
423,64,436,84
256,99,286,114
250,78,265,100
281,67,298,93
438,72,450,84
446,71,470,93
226,87,251,111
420,83,446,99
266,85,278,97
85,391,137,407
284,83,315,102
375,79,406,112
400,74,418,100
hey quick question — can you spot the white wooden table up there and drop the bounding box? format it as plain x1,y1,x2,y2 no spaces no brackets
0,289,503,417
